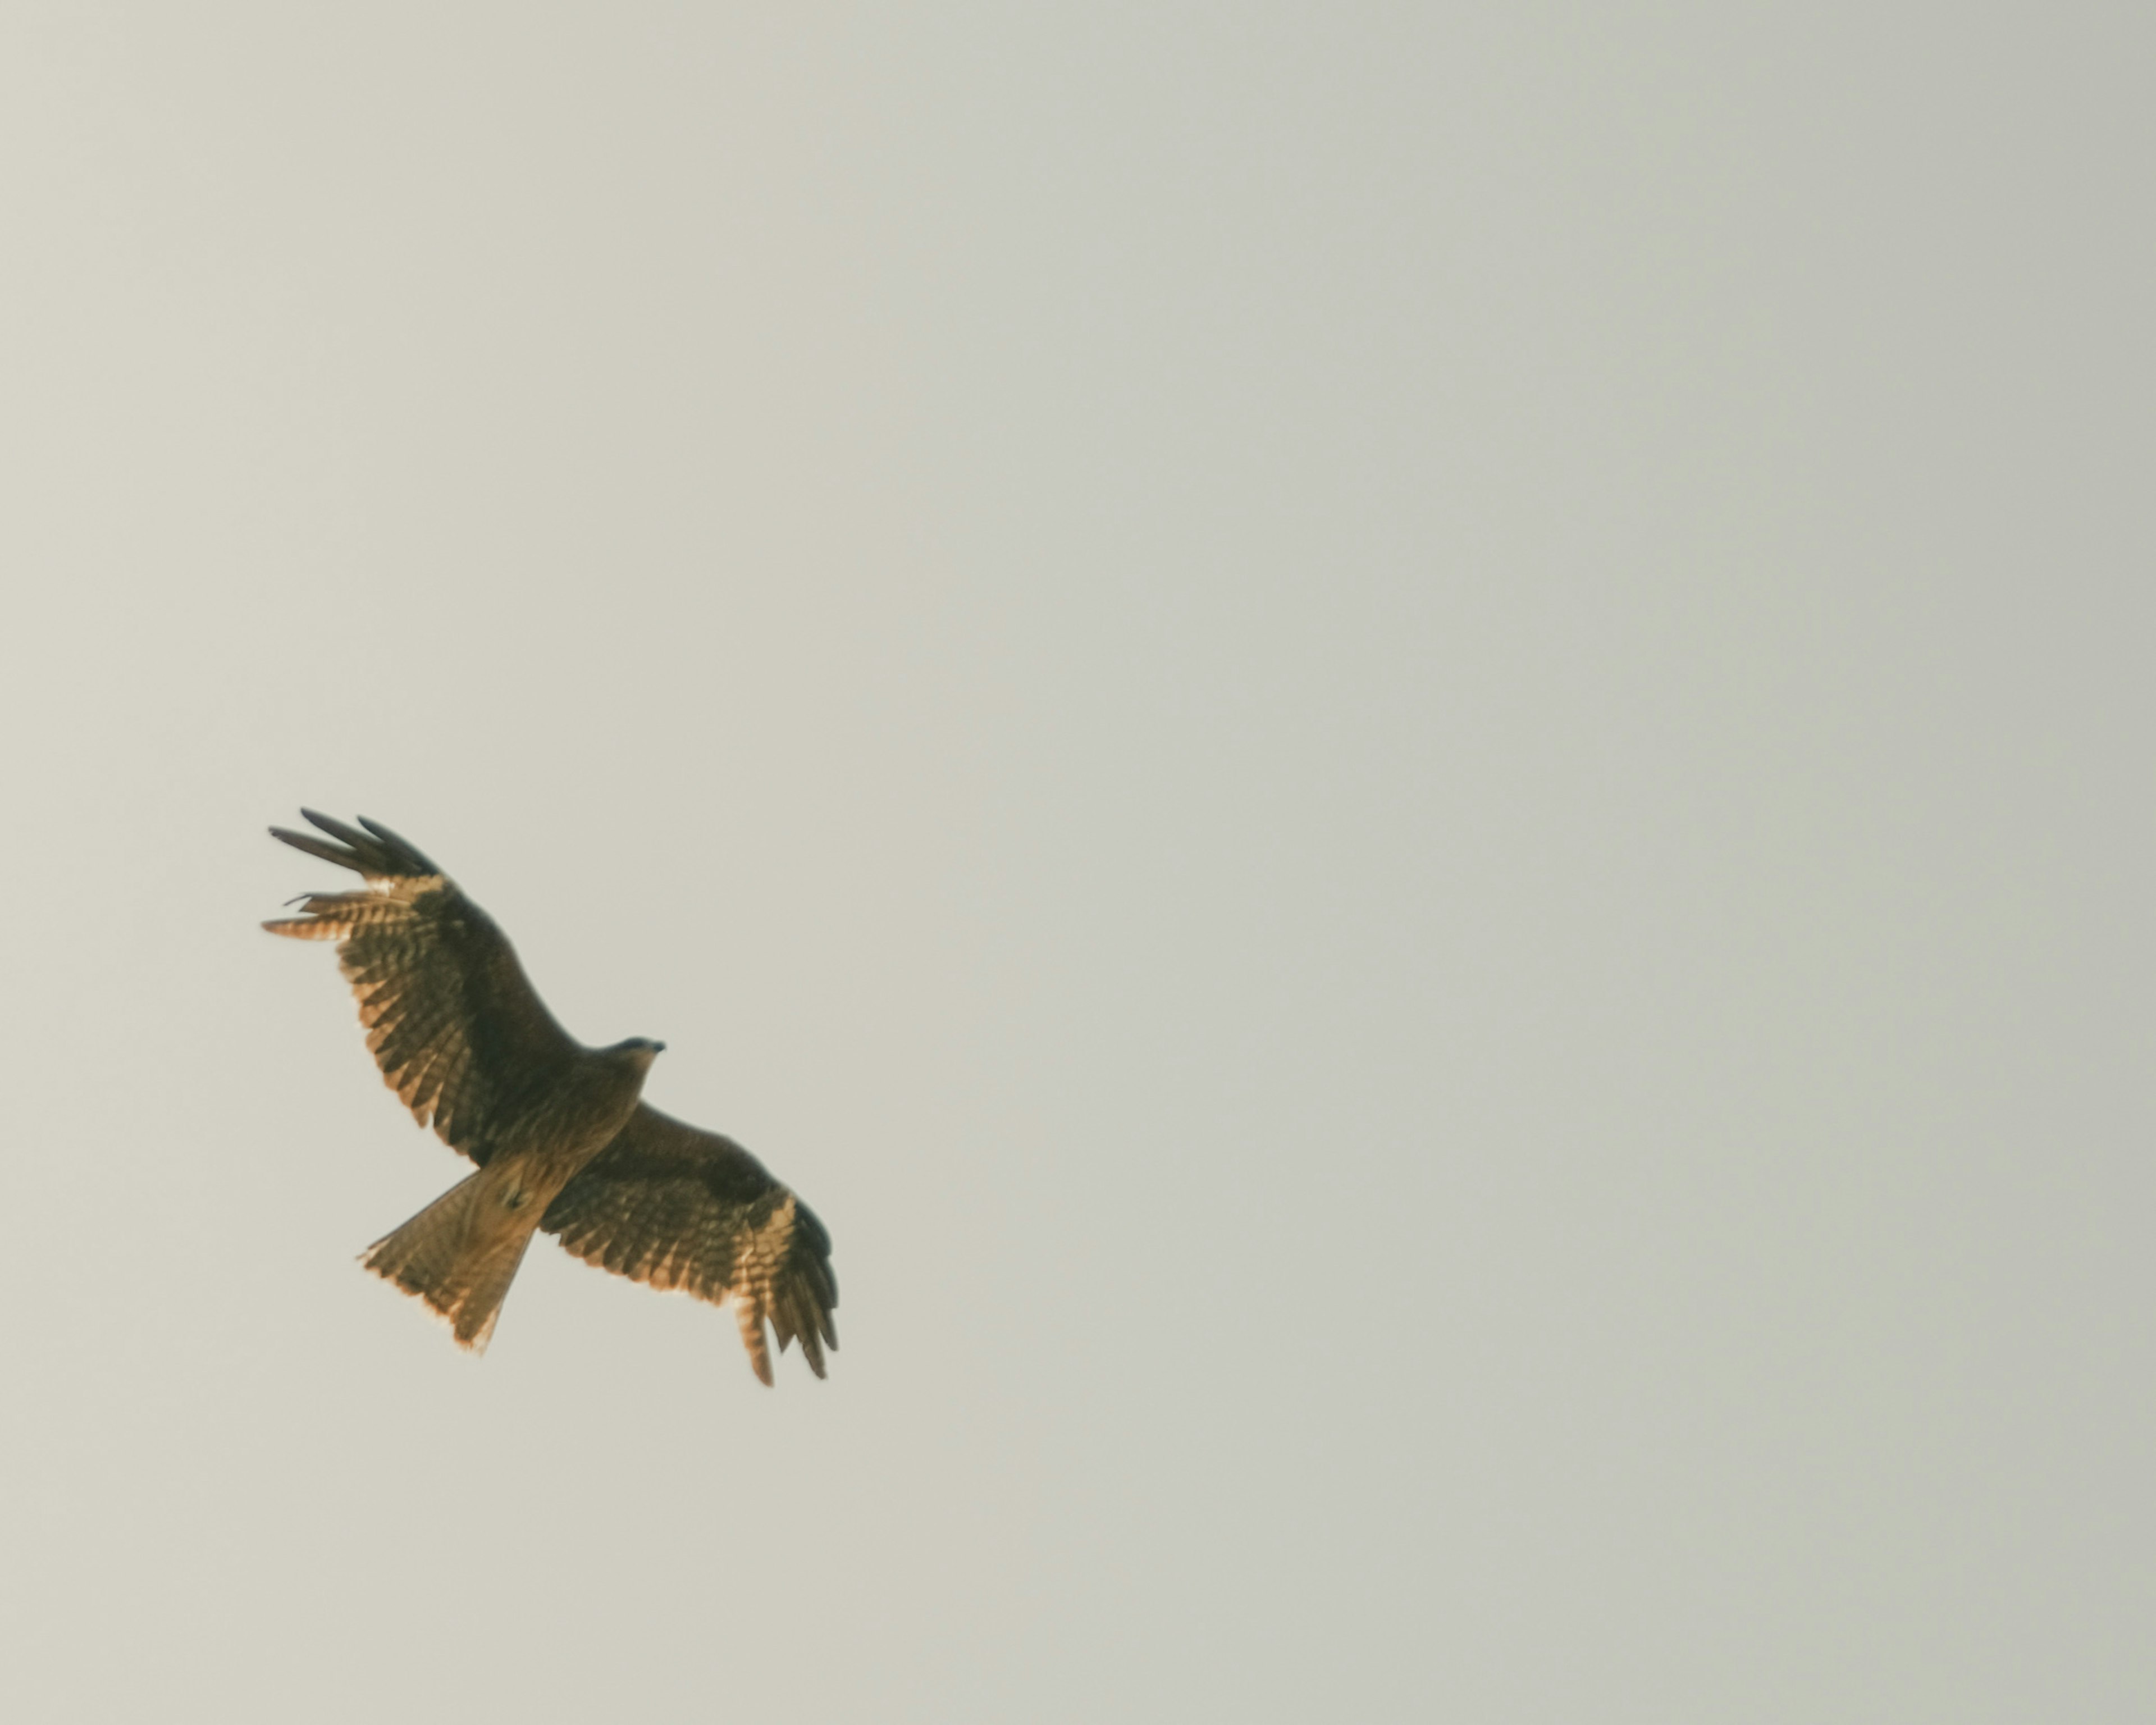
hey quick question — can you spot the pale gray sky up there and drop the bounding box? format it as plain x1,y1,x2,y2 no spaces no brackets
1,5,2149,1721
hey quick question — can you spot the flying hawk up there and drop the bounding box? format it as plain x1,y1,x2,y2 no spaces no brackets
264,810,836,1383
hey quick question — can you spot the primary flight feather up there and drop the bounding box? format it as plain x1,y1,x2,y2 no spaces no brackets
264,810,837,1382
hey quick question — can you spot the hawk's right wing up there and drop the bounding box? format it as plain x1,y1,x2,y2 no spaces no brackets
264,810,581,1165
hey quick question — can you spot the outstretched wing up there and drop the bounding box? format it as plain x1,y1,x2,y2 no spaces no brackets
541,1105,838,1385
264,810,580,1165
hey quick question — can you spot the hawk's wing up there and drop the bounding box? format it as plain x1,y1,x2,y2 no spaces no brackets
264,810,580,1165
541,1104,838,1385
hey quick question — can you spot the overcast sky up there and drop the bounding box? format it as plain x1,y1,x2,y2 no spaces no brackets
2,6,2150,1721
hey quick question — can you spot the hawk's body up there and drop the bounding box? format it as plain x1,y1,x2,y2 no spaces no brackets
265,811,836,1381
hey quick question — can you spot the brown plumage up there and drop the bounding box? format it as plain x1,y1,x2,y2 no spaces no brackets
264,810,837,1381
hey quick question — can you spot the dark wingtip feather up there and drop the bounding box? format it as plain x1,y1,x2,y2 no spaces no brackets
775,1265,835,1376
356,815,440,875
275,811,440,881
270,828,364,871
300,809,371,845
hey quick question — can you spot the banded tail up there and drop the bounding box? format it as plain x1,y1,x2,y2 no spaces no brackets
361,1166,546,1352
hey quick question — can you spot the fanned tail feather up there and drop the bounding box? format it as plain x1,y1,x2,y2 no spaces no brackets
361,1170,542,1353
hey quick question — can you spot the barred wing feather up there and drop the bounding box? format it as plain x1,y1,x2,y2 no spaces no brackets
262,810,581,1165
541,1105,838,1384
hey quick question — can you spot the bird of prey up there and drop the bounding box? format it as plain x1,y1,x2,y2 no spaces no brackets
264,810,836,1383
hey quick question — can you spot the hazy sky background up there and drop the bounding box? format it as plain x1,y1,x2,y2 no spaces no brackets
1,6,2149,1720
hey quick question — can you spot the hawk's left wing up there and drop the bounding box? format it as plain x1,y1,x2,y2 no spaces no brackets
541,1105,838,1385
